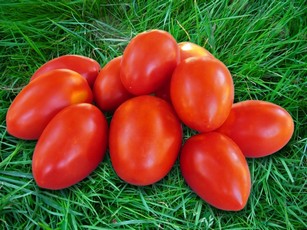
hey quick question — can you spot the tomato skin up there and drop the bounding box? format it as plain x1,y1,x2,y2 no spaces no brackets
109,95,182,186
93,56,133,112
178,42,214,61
32,103,108,190
30,55,101,87
155,78,172,103
180,132,251,211
217,100,294,158
6,69,93,140
120,29,180,95
170,57,234,132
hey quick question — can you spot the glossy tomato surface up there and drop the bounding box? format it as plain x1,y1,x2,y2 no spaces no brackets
30,54,101,87
109,95,182,186
93,56,133,111
178,42,214,61
6,69,93,140
120,29,180,95
32,103,108,190
170,57,234,132
180,132,251,211
217,100,294,158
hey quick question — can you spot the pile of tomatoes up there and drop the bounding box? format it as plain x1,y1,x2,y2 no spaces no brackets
6,29,294,211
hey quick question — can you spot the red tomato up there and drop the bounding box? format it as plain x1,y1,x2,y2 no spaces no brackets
109,95,182,186
120,29,180,95
178,41,214,61
32,103,108,190
155,42,215,103
93,56,133,111
217,100,294,158
30,54,101,87
180,132,251,211
6,69,93,140
170,57,234,132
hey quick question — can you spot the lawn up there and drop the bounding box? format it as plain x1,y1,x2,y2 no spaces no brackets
0,0,306,229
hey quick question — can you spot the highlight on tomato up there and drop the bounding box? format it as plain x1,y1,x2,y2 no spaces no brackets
32,103,108,190
93,56,133,112
178,41,214,61
30,54,101,87
217,100,295,158
120,29,180,95
6,69,93,140
180,132,251,211
170,56,234,133
109,95,182,186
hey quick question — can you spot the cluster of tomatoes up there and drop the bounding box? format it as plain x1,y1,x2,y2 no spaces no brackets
6,29,294,211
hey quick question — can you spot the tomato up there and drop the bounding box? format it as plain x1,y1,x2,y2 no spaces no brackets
155,42,215,102
93,56,133,112
170,57,234,132
217,100,294,158
109,95,182,186
120,29,180,95
180,132,251,211
32,103,108,190
30,54,101,87
6,69,93,140
178,42,214,61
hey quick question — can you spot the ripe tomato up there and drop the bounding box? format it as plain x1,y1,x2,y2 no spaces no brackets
178,42,214,61
155,42,215,103
180,132,251,211
32,103,108,190
120,29,180,95
30,54,101,87
217,100,294,158
93,56,133,112
109,95,182,186
6,69,93,140
170,57,234,132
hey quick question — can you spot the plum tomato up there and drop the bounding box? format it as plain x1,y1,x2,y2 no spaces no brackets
93,56,133,112
6,69,93,140
32,103,108,190
170,57,234,132
217,100,295,158
120,29,180,95
109,95,182,186
30,54,101,87
156,42,215,102
180,132,251,211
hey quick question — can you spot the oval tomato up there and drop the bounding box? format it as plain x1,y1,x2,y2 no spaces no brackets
178,41,214,61
155,42,215,102
120,29,180,95
93,56,133,112
109,95,182,186
30,54,101,87
217,100,294,158
32,103,108,190
170,57,234,132
6,69,93,140
180,132,251,211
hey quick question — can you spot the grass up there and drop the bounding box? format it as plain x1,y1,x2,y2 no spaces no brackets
0,0,306,229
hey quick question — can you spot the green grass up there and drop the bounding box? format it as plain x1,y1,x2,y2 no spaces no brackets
0,0,306,229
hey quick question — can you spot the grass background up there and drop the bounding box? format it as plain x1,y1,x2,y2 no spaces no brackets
0,0,306,229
